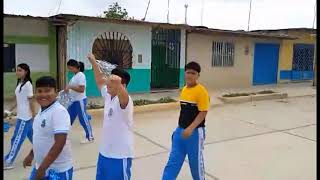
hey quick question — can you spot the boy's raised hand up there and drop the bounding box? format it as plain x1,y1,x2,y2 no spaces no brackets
87,53,96,63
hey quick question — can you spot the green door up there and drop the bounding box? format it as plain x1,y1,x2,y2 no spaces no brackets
151,28,181,89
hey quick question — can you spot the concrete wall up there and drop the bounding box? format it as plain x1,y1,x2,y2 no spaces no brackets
187,33,283,89
15,44,49,71
67,21,152,69
66,21,152,96
3,17,57,99
4,17,49,37
187,33,255,90
3,17,56,75
66,21,188,96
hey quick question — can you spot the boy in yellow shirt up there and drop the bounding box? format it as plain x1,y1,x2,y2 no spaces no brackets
162,62,210,180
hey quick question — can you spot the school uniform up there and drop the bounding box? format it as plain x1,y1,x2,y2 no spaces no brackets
67,72,94,141
162,83,210,180
96,85,134,180
29,101,73,180
5,81,34,166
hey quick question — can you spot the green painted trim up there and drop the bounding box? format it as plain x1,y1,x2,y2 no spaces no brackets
48,24,57,77
4,35,49,44
67,69,151,97
179,68,185,88
127,69,151,93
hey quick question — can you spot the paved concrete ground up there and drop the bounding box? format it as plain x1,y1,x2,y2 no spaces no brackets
4,82,315,111
4,95,316,180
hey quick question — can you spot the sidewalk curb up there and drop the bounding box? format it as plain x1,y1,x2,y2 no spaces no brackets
83,93,316,115
87,102,181,115
287,94,316,98
5,93,315,125
219,93,288,104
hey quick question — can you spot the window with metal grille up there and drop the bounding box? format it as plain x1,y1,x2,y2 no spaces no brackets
92,32,133,69
292,44,314,71
212,42,235,67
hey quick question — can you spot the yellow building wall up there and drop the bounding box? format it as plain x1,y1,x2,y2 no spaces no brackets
279,40,293,70
278,31,316,72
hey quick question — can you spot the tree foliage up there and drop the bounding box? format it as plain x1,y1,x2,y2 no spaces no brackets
103,2,129,19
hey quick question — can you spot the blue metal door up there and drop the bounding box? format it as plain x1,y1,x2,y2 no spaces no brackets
253,43,280,85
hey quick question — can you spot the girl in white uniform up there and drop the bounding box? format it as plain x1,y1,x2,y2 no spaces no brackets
4,63,36,170
65,59,94,143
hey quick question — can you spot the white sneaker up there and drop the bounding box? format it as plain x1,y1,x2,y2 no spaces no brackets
80,138,94,144
4,161,15,170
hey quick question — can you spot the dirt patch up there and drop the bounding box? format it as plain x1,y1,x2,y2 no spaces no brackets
134,97,176,106
256,90,275,94
222,90,275,98
87,97,177,109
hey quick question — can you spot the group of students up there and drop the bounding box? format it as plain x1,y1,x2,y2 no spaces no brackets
4,53,210,180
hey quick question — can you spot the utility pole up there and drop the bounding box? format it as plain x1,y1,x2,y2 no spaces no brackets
312,1,317,86
201,0,204,26
247,0,253,31
184,4,188,24
142,0,151,21
167,0,170,23
312,0,316,29
312,34,317,86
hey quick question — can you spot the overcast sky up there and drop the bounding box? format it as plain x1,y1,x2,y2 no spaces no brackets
4,0,317,30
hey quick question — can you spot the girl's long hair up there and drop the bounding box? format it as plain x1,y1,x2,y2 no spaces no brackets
16,63,32,93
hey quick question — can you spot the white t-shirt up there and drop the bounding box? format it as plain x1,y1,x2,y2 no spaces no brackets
99,86,134,159
68,72,86,101
33,101,73,173
15,81,33,120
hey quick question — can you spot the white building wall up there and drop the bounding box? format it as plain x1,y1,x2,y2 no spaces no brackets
67,21,152,70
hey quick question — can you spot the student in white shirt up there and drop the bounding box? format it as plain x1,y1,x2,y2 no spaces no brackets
4,63,36,170
23,76,73,180
65,59,94,144
87,53,134,180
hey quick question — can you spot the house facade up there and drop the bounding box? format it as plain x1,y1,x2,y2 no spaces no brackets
253,28,316,82
186,28,296,90
50,14,188,96
5,14,311,98
4,14,57,99
4,14,57,76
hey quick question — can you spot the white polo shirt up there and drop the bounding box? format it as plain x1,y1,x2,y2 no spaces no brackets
15,81,33,120
32,101,73,173
68,72,86,101
99,86,134,159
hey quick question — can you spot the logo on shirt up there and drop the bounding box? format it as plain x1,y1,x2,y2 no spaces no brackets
41,119,46,128
108,108,113,117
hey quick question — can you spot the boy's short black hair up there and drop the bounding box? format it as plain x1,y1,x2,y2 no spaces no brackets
35,76,57,90
111,68,131,86
185,61,201,73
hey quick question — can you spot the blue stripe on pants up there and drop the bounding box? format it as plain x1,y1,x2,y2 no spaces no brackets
67,98,93,140
29,167,73,180
162,127,206,180
96,153,132,180
5,119,33,164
